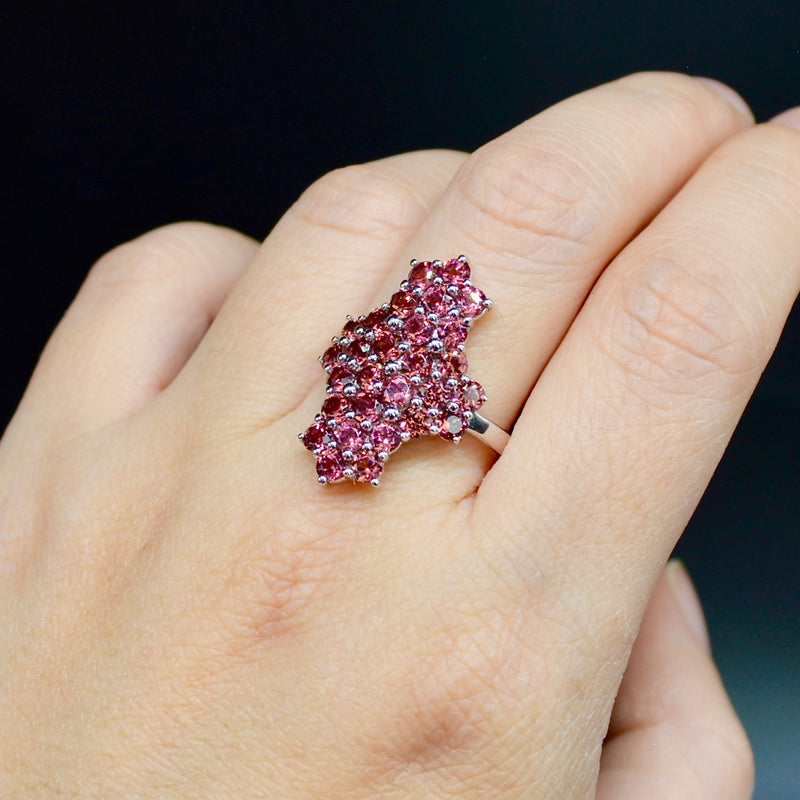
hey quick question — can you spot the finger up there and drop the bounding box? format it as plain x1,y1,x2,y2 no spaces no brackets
7,222,258,443
485,119,800,640
597,561,754,799
371,73,752,432
184,150,467,425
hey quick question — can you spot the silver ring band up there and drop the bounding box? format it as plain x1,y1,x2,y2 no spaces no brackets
467,412,510,454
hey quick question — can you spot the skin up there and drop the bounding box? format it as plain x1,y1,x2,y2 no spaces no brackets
2,71,798,798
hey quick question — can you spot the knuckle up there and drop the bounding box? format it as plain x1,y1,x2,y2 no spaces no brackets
88,222,246,292
603,250,760,399
701,720,756,796
454,139,602,267
291,162,421,237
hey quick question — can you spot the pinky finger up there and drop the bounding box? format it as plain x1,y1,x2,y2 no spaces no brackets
597,561,755,800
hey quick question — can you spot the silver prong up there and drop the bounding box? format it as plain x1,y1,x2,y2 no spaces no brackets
341,450,354,461
432,259,443,268
370,478,381,486
342,468,355,479
384,407,400,420
361,419,373,431
317,475,328,484
400,431,412,442
410,258,418,267
377,451,388,461
457,254,468,263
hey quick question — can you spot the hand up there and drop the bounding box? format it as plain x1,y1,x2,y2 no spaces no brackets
4,71,796,798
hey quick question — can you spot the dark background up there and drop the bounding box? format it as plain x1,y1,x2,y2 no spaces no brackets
3,2,799,797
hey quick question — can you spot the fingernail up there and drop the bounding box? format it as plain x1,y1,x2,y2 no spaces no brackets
666,560,711,652
770,106,800,130
694,77,752,118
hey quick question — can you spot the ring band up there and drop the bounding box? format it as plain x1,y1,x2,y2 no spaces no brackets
300,256,509,485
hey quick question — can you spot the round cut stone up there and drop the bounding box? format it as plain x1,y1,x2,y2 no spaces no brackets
328,365,356,392
321,344,342,369
316,453,343,482
458,285,488,318
404,314,433,344
322,395,346,417
371,422,401,454
372,327,397,359
439,414,464,440
438,316,467,348
390,290,418,317
409,260,435,285
463,380,486,409
336,422,363,451
423,287,451,316
302,421,328,451
441,257,471,283
351,393,379,420
353,454,382,484
384,375,412,407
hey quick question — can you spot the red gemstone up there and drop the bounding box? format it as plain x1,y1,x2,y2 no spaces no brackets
328,365,356,392
405,351,429,375
404,314,432,343
384,375,411,407
372,327,397,358
302,421,328,451
390,290,418,318
448,350,468,374
458,285,488,318
316,453,343,482
336,422,363,451
321,344,341,369
342,318,359,339
371,422,401,454
363,308,388,329
441,257,471,283
409,260,435,285
351,393,379,420
322,395,346,416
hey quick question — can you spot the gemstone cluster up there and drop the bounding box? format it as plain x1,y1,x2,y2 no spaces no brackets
301,256,491,485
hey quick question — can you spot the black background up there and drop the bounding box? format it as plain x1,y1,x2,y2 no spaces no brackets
3,3,799,797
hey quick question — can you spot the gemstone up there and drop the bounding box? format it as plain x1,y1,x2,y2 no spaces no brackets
303,256,492,484
336,422,363,451
384,375,412,407
316,453,343,482
458,285,488,318
353,454,381,483
423,287,451,316
371,422,401,454
404,314,432,343
390,290,418,317
409,260,435,285
302,421,328,451
441,257,471,283
322,395,346,416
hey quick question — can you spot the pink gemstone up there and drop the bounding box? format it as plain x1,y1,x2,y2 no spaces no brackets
335,422,363,452
463,380,486,409
316,453,343,482
322,395,346,416
400,407,430,437
423,287,451,316
371,422,401,454
353,454,382,484
385,375,411,407
390,290,418,318
441,257,471,283
302,421,328,451
408,260,435,285
321,344,341,369
457,285,488,318
438,414,464,441
404,314,432,344
438,316,467,348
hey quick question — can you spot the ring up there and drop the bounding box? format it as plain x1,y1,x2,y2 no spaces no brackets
300,256,510,485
